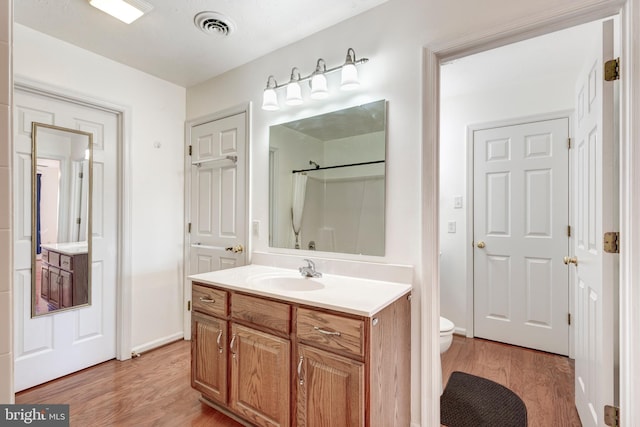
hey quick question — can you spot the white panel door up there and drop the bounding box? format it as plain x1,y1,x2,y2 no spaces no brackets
13,89,118,391
473,117,570,355
573,19,617,427
188,112,247,277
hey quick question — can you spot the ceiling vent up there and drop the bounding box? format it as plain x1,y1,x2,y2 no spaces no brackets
194,12,235,36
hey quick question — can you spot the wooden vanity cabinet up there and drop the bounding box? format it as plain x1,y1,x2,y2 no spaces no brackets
40,247,89,308
191,285,291,427
191,281,411,427
192,312,228,405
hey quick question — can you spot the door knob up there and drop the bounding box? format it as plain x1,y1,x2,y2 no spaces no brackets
225,244,244,254
563,256,578,266
477,241,486,249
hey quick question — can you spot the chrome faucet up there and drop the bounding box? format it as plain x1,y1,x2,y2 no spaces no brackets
299,259,322,278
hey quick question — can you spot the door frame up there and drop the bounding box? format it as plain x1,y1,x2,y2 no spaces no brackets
13,76,133,363
421,1,640,425
183,103,251,339
465,111,574,358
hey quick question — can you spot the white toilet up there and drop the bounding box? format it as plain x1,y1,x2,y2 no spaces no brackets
440,316,455,354
439,316,455,394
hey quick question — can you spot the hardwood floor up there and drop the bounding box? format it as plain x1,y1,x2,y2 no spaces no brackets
441,335,582,427
17,336,581,426
16,340,242,427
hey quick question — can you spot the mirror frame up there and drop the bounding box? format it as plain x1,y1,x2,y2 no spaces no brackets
31,122,93,317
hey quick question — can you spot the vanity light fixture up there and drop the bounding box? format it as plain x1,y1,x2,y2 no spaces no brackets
262,76,280,111
341,48,360,90
285,68,304,106
89,0,153,24
310,59,329,100
261,48,368,111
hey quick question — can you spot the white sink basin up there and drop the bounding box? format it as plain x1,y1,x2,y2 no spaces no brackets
249,274,325,292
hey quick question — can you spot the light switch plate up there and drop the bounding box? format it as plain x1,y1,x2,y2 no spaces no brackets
252,220,260,237
454,196,463,209
447,221,456,233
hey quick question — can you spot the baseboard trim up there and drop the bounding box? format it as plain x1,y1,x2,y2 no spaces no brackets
131,332,184,355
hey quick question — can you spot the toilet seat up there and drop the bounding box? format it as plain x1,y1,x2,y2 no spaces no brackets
440,316,455,334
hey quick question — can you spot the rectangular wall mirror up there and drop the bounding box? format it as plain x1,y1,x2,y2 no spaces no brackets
32,122,92,317
269,100,387,256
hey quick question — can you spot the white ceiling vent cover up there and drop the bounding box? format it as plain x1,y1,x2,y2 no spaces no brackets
194,12,236,36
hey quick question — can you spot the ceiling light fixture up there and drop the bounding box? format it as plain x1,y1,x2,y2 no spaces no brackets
261,48,368,111
88,0,153,24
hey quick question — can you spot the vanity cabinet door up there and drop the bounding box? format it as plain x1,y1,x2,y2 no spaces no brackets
192,313,228,405
296,344,364,427
229,323,290,427
48,267,61,308
60,271,73,308
41,265,49,300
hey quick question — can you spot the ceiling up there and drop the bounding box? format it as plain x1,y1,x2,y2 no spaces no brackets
14,0,388,88
441,20,601,98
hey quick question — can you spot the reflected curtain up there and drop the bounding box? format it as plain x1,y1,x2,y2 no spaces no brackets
291,173,308,249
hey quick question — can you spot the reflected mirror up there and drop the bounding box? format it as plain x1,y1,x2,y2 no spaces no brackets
32,123,92,317
269,100,386,256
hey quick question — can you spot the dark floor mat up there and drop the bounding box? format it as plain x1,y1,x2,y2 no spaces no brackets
441,371,527,427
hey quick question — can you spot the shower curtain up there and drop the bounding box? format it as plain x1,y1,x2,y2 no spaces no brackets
291,173,308,249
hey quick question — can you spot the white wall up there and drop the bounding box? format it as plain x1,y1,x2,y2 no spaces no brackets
13,24,187,353
0,0,13,405
185,0,605,423
439,75,576,334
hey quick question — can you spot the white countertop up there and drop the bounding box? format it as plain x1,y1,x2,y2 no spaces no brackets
189,264,412,317
41,242,88,256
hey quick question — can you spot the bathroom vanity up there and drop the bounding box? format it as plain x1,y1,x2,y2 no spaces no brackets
189,264,411,427
40,242,89,309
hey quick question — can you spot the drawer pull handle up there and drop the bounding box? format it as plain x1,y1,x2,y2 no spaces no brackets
314,326,341,337
199,297,215,303
216,330,224,354
297,356,304,386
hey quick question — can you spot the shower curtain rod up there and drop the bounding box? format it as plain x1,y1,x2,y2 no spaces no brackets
292,160,385,174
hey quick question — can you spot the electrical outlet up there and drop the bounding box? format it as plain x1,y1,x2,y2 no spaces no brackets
447,221,456,233
252,220,260,237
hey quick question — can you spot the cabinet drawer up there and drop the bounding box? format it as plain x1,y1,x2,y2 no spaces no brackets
192,284,227,317
297,308,365,358
48,251,60,267
231,293,291,334
41,249,49,263
60,255,72,271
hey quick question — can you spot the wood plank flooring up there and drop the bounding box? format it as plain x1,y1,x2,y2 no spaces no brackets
16,340,242,427
442,335,582,427
17,336,581,426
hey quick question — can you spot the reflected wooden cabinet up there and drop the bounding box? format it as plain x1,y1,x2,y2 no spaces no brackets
40,247,88,309
191,281,411,427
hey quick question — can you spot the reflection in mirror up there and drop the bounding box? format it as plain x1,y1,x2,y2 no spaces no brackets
269,100,386,256
32,123,92,317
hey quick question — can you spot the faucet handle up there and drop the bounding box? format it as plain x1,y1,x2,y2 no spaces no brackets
303,259,315,269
